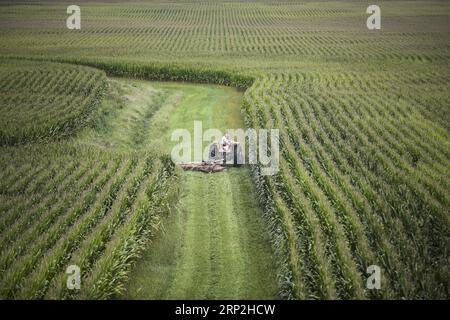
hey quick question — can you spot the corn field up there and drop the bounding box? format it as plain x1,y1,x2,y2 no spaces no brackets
0,142,177,299
0,60,106,145
243,70,449,299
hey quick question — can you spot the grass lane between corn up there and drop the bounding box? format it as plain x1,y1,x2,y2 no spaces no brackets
98,79,280,299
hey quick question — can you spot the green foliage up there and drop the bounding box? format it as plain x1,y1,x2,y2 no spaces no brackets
0,60,107,145
243,72,449,299
0,142,178,299
0,0,449,300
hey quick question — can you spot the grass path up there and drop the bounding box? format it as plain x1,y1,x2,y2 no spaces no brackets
124,169,278,299
97,79,280,299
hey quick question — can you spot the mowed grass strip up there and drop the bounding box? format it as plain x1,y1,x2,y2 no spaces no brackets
124,169,279,300
120,79,279,299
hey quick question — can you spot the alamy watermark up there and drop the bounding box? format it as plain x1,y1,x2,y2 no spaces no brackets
366,265,381,290
171,121,279,176
66,5,81,30
66,264,81,290
367,5,381,30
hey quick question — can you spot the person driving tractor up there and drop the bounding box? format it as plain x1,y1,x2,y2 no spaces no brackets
220,133,239,152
